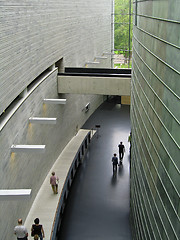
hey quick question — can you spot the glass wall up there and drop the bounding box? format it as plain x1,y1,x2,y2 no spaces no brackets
130,0,180,239
113,0,132,68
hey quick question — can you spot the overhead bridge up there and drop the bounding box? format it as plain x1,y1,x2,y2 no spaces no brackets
58,68,131,96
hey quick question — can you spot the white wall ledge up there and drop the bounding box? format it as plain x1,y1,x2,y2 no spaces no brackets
11,145,46,153
29,117,57,124
43,99,66,104
0,189,31,201
85,61,100,64
95,56,107,59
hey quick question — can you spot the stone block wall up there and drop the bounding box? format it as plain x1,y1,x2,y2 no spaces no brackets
0,0,112,239
0,0,112,115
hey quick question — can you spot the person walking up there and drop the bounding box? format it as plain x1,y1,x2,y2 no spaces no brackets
14,218,28,240
118,141,125,163
31,218,45,240
128,132,132,158
50,171,59,194
112,153,118,175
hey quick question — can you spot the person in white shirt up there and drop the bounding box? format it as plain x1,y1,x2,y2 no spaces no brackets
14,218,28,240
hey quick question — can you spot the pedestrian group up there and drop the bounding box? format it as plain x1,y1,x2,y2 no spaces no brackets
14,138,130,239
14,171,59,239
112,141,125,175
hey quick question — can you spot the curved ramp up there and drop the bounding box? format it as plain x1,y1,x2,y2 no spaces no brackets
24,129,94,239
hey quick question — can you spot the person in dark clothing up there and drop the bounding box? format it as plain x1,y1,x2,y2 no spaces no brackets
128,132,132,158
31,218,45,240
118,142,125,163
112,153,118,174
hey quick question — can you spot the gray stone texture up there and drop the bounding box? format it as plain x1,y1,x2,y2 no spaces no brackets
58,75,131,95
0,0,112,239
131,0,180,240
0,0,112,115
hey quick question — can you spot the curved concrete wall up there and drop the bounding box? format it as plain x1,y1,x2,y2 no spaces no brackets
131,0,180,240
0,0,112,239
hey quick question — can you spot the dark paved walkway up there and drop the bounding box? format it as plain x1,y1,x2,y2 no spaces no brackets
58,99,132,240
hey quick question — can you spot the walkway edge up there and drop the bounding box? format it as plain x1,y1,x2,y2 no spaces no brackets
24,129,95,239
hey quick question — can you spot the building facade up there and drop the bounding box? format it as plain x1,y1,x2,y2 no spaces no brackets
1,0,179,239
0,1,112,239
130,0,180,239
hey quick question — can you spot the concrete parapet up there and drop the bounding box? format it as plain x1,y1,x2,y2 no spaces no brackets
24,129,94,239
58,75,131,96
